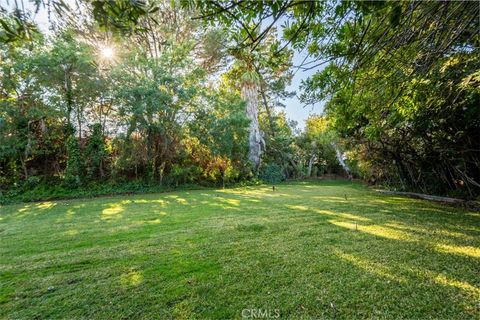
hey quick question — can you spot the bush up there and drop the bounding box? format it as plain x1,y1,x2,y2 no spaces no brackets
259,163,285,184
0,180,212,204
64,135,82,187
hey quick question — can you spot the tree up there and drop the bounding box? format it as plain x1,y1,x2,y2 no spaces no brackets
224,28,293,172
188,0,480,197
64,134,81,186
0,33,68,184
33,31,103,139
292,115,341,178
85,123,108,180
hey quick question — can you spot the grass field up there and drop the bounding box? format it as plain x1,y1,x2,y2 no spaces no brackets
1,180,479,319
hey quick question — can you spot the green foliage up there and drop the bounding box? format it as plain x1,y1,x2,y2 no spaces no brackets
259,110,297,177
64,135,81,187
91,0,159,34
2,0,477,201
0,1,297,199
0,12,256,195
0,180,204,205
293,1,479,197
259,163,284,184
32,31,105,127
0,13,40,43
294,115,342,178
319,47,480,196
85,124,108,180
186,0,480,197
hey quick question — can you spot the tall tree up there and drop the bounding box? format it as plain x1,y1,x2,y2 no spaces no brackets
225,28,293,172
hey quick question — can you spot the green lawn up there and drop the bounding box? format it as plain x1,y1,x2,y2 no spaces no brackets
1,180,479,319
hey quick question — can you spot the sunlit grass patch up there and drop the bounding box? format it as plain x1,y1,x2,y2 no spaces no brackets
120,269,143,287
101,205,124,219
435,243,480,258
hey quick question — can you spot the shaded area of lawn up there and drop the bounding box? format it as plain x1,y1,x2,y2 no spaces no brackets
0,180,479,319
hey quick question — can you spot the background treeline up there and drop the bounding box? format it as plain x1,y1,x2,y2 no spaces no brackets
0,2,343,203
1,0,479,202
188,0,479,199
298,0,480,199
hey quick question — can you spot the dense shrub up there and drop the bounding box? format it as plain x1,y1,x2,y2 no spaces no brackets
259,163,285,184
64,135,82,187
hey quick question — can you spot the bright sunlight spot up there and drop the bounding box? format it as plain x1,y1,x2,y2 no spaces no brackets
100,46,114,59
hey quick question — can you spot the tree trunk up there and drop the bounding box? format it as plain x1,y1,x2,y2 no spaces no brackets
99,160,104,178
307,154,315,177
21,160,28,180
159,162,165,186
64,66,73,126
259,82,276,137
241,82,263,172
76,109,82,140
332,142,351,178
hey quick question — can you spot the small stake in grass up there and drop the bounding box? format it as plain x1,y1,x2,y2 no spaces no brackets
272,185,276,191
355,222,358,231
330,302,337,320
344,193,347,200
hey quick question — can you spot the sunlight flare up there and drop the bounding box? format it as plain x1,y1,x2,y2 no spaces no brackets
100,46,114,60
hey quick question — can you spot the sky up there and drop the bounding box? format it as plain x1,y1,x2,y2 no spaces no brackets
7,1,325,129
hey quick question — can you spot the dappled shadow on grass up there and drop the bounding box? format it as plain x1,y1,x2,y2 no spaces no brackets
0,181,479,318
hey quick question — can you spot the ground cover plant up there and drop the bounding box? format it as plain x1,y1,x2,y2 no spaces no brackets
1,180,478,319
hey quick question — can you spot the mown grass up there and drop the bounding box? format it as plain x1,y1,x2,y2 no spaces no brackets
0,180,479,319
